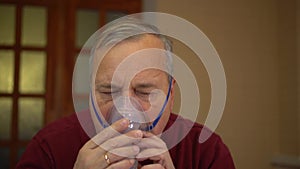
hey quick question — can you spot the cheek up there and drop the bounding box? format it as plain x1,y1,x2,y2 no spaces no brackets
95,96,113,120
142,95,169,122
160,98,173,121
150,103,171,135
161,102,172,123
139,101,151,111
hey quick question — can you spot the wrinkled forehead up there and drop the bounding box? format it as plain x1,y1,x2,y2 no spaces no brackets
91,38,169,82
96,49,168,82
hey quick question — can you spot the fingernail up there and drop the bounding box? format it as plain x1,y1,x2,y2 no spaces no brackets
135,130,143,138
121,119,128,127
132,145,140,153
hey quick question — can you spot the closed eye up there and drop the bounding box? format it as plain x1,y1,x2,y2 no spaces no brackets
96,83,122,96
98,90,120,95
135,90,151,96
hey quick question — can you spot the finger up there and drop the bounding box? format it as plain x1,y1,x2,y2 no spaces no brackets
141,163,164,169
101,129,143,151
107,145,140,163
91,145,139,169
89,152,110,169
142,131,164,144
84,118,130,149
137,155,161,162
137,132,166,150
92,130,143,161
142,131,158,138
107,159,136,169
136,148,167,159
137,137,165,150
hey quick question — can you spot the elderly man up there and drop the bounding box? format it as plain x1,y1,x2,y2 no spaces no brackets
17,17,235,169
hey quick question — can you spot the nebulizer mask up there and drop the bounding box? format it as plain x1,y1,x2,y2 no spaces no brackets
107,96,151,132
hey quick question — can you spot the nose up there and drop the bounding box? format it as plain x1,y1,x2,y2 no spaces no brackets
113,86,146,109
113,95,144,113
120,88,137,100
108,95,150,131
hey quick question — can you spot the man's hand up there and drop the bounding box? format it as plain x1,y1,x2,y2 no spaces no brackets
73,118,143,169
137,132,175,169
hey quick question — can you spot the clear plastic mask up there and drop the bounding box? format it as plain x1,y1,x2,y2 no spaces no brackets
107,96,150,132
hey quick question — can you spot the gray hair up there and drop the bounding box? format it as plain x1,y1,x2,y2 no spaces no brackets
90,16,173,81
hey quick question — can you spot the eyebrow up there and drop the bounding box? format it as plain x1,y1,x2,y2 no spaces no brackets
95,83,120,90
134,83,158,89
96,82,158,91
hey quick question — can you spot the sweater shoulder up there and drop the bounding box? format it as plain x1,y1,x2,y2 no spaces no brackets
168,113,220,139
32,113,80,142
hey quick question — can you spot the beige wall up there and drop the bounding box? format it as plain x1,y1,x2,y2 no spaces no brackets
278,0,299,156
297,0,300,156
143,0,300,168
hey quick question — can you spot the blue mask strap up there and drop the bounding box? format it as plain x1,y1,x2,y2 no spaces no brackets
147,77,172,131
91,93,108,128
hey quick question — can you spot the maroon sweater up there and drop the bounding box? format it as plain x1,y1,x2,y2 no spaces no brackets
16,113,235,169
